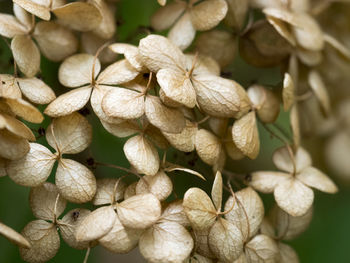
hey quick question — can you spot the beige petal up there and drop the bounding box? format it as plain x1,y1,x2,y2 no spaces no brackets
195,30,236,68
274,178,314,217
44,86,92,117
33,21,78,62
13,3,32,29
224,126,245,161
297,167,337,194
11,35,40,78
145,95,186,133
82,35,118,65
17,77,56,104
13,0,50,21
0,130,29,160
7,143,55,187
183,187,217,230
168,12,196,50
116,193,162,229
296,48,322,66
308,70,330,116
157,68,196,108
192,75,251,119
283,73,295,111
190,0,228,31
89,0,116,39
150,1,186,31
273,146,311,174
102,87,145,119
160,199,190,227
30,182,66,221
136,171,173,201
93,178,126,206
225,187,264,240
266,16,296,46
195,129,223,166
193,228,216,259
139,221,194,263
250,171,291,193
124,182,137,200
144,124,170,150
279,243,300,263
162,120,197,152
19,220,59,263
58,208,91,249
97,59,139,85
99,214,142,254
208,117,227,137
0,14,28,38
56,158,97,203
232,112,260,159
0,74,22,99
46,112,92,154
124,135,160,176
190,54,221,76
101,120,140,138
138,34,187,72
0,222,30,248
245,234,279,262
75,206,116,242
109,43,145,71
6,98,43,123
59,54,99,88
224,0,249,29
208,218,244,262
324,33,350,60
53,2,102,32
211,171,223,212
163,164,205,180
0,114,34,140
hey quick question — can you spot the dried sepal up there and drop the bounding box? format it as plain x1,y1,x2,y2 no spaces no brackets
136,171,173,201
160,200,190,227
283,73,295,111
162,120,197,152
6,98,43,123
224,126,245,161
279,243,299,263
17,77,56,105
0,222,30,248
195,129,223,167
211,171,223,212
97,59,139,85
168,11,196,50
245,234,279,262
0,129,29,160
0,13,28,38
92,178,126,206
0,113,35,141
308,70,330,116
250,171,291,194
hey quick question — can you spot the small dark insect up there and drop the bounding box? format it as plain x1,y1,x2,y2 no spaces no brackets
86,157,95,166
245,173,252,183
38,127,46,136
72,211,80,221
143,72,150,79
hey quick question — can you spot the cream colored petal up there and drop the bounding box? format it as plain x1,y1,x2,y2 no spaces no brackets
0,222,30,248
150,1,186,31
19,220,59,263
250,171,291,194
139,221,194,263
93,178,126,206
245,234,279,262
53,2,102,32
190,54,221,76
13,4,32,29
190,0,228,31
297,167,338,194
0,74,21,99
308,70,330,116
224,0,249,29
124,182,137,200
192,75,251,119
7,143,55,187
193,228,215,259
136,171,173,201
272,146,311,174
0,130,29,160
99,214,142,254
33,21,78,62
11,35,40,78
116,193,162,229
97,59,139,85
274,178,314,217
195,129,223,166
232,112,260,159
56,159,97,203
160,199,190,227
6,98,43,123
157,68,196,108
162,120,197,152
30,182,66,221
44,86,92,117
101,120,140,138
195,30,236,68
282,73,295,111
13,0,50,20
224,187,264,240
75,206,116,242
266,16,296,46
279,243,300,263
0,14,28,38
145,124,170,150
168,12,196,50
58,208,91,249
124,135,159,176
89,0,116,39
145,95,186,133
224,126,245,161
211,171,223,212
138,34,187,72
58,54,99,88
17,77,56,104
296,48,322,66
109,43,145,71
0,114,35,141
102,87,145,119
183,187,217,230
208,218,244,262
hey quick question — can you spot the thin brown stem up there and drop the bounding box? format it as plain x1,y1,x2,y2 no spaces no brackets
83,247,91,263
95,162,141,179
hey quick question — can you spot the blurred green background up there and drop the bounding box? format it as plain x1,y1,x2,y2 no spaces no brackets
1,0,350,262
